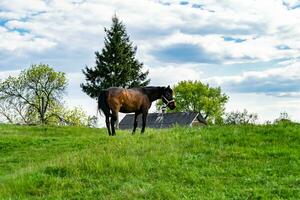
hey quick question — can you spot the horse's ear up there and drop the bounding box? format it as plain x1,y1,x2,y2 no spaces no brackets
167,85,170,89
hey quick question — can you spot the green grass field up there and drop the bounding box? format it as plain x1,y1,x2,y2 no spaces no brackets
0,124,299,200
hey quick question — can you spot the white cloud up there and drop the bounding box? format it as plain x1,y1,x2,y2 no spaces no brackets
0,69,20,79
0,27,56,54
150,32,299,64
1,0,300,65
147,64,203,86
207,61,300,96
0,0,47,12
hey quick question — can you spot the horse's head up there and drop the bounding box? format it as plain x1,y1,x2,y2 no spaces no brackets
162,85,176,110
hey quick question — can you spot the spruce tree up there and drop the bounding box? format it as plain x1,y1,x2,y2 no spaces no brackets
81,15,150,98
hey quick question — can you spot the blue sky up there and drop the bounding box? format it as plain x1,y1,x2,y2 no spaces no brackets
0,0,300,123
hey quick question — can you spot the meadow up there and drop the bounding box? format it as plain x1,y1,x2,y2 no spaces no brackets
0,123,299,199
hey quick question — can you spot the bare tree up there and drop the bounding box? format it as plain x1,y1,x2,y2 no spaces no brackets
224,109,258,125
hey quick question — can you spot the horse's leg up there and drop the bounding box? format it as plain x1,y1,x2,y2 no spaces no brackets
115,113,119,129
141,110,148,134
105,115,112,136
132,111,140,134
111,111,118,136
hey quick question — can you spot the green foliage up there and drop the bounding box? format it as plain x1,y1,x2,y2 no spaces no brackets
46,105,91,127
224,109,258,125
62,107,88,126
81,15,150,98
0,124,300,199
158,80,228,124
0,64,67,124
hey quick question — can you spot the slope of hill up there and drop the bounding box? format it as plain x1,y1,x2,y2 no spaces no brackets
0,124,299,199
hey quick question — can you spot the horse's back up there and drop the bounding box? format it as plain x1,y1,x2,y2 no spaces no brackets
107,87,144,98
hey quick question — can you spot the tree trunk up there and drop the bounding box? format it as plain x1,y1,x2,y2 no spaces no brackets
40,96,46,124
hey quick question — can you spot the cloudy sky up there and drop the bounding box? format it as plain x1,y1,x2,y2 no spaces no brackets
0,0,300,123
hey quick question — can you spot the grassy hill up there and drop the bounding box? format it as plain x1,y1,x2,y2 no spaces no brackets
0,124,299,199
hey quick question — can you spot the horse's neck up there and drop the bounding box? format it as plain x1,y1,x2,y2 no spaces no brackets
144,87,162,102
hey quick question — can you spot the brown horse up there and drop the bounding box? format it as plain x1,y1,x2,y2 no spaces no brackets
98,86,176,136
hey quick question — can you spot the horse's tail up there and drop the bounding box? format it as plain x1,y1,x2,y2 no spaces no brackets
98,90,111,116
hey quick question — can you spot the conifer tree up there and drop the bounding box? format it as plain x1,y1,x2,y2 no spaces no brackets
81,15,150,98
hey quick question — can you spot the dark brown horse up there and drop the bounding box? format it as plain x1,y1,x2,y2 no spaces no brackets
98,86,176,136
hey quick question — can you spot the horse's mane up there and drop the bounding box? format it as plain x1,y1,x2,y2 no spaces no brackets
142,86,165,90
